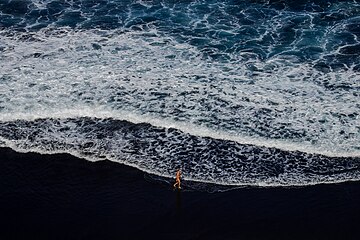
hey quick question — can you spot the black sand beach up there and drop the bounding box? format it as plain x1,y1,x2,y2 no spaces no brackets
1,147,360,240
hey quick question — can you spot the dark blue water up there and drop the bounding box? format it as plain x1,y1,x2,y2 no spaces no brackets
0,0,359,187
2,0,360,67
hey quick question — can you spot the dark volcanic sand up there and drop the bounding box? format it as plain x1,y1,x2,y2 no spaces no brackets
0,147,360,240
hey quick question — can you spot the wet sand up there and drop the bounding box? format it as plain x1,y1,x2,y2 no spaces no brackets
1,147,360,240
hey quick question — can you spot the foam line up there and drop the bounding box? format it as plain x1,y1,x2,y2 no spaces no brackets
2,137,360,189
0,118,359,188
0,109,359,158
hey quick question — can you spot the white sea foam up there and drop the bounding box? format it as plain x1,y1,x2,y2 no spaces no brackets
0,25,359,157
28,0,51,10
1,119,360,189
0,108,359,158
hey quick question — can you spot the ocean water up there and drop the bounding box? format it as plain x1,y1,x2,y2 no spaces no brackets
0,0,359,187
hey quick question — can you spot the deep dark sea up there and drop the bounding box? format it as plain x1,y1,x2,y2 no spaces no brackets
0,0,360,239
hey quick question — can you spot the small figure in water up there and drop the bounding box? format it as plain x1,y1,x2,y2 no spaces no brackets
173,169,181,190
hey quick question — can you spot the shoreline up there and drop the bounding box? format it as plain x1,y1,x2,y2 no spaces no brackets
1,146,360,239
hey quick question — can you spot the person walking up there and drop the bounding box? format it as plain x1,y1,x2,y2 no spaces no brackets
173,169,181,190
